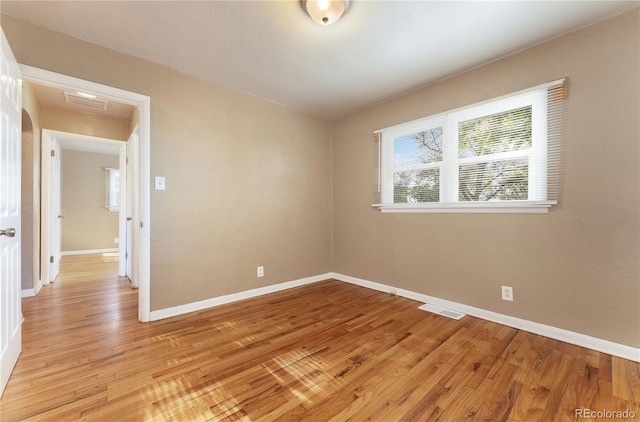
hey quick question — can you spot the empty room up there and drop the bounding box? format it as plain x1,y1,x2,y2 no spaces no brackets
0,1,639,421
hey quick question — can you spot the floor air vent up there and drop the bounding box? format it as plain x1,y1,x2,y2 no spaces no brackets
418,303,465,320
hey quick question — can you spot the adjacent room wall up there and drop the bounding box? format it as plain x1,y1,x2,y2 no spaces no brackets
21,81,42,291
21,112,35,290
61,150,119,252
41,104,130,141
21,81,41,291
332,9,640,348
0,14,333,310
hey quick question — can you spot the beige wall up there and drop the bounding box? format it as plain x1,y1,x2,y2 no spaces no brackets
41,104,130,141
61,150,119,252
332,10,640,347
21,81,41,291
0,14,333,310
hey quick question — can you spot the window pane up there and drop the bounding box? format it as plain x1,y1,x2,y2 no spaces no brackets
106,168,120,210
459,159,528,201
394,169,440,203
394,128,443,167
459,106,531,158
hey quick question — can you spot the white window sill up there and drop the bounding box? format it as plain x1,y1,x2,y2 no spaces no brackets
372,200,557,214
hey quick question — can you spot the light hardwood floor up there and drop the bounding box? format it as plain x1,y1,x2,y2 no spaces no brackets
1,254,639,421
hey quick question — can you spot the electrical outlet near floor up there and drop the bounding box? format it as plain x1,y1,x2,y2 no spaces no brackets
501,285,514,301
257,266,264,278
114,237,119,244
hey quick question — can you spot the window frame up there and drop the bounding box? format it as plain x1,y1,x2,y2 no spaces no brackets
375,81,561,214
105,167,120,212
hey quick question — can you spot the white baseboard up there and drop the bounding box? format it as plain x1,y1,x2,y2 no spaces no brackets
21,280,43,298
330,272,640,363
147,271,640,362
61,248,119,256
149,273,333,322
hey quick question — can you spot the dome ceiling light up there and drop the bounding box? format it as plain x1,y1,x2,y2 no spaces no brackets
303,0,350,25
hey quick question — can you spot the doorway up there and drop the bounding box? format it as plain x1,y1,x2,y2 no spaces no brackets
43,130,127,282
21,65,151,322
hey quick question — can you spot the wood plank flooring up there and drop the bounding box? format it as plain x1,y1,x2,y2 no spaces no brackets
1,254,639,421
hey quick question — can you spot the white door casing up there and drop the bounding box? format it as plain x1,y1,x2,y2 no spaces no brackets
49,139,61,282
0,26,22,397
40,130,51,286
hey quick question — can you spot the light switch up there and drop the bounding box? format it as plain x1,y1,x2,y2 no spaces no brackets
155,176,166,190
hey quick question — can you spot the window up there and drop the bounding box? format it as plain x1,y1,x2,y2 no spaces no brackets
374,79,566,213
105,167,120,211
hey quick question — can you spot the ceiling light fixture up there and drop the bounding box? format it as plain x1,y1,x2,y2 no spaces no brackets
303,0,349,25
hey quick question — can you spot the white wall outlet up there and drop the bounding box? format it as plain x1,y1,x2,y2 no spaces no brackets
154,176,166,191
114,237,119,244
501,285,514,301
257,266,264,278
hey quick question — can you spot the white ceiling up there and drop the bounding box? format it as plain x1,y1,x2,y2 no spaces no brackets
3,1,638,120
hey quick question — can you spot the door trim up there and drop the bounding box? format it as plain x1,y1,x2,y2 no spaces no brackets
21,65,151,322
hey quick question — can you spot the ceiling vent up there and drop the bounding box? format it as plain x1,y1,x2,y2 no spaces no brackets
64,91,108,111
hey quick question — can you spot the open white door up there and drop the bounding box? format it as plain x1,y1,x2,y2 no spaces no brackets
49,139,61,282
0,26,23,397
118,143,126,277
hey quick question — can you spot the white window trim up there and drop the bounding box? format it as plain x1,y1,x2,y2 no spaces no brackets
374,200,557,214
374,79,563,214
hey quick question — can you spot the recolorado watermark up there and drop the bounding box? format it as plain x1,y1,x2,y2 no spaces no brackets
575,408,636,419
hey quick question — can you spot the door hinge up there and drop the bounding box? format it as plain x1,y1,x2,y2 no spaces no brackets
50,150,55,157
125,252,128,259
50,256,54,263
126,157,129,165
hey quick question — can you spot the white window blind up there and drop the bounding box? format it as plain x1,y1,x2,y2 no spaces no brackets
373,78,567,213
